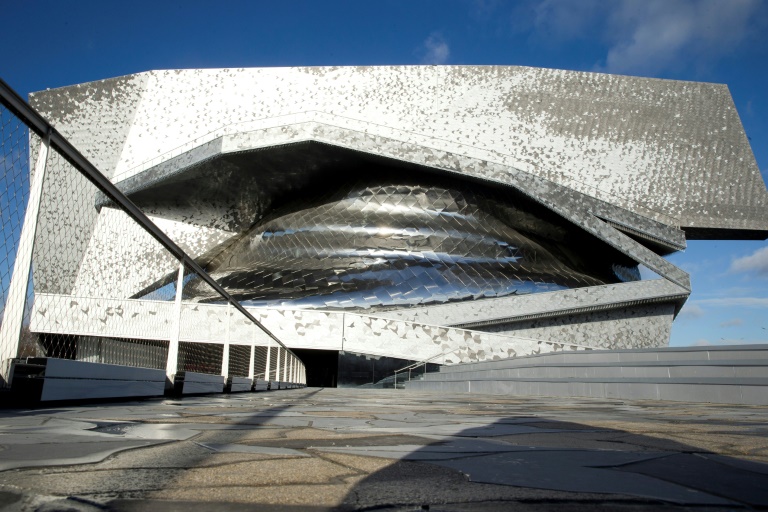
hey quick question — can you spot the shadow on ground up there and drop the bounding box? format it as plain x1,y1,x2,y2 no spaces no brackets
1,388,767,511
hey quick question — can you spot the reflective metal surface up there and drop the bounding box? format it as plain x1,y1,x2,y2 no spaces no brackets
187,171,639,310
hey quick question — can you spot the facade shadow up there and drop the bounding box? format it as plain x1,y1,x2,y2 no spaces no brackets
337,417,768,510
1,388,768,511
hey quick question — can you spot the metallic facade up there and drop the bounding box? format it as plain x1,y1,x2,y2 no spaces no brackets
25,66,768,366
188,172,638,310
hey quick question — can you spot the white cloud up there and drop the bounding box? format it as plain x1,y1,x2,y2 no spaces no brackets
693,338,767,346
717,339,766,345
678,303,705,319
529,0,602,40
508,0,601,39
421,33,450,65
602,0,762,75
719,318,744,328
730,246,768,277
472,0,502,19
513,0,763,76
693,297,768,308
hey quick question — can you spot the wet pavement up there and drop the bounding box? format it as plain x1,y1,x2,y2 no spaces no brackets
1,388,767,511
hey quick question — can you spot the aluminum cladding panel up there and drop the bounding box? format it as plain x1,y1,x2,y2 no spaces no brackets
31,65,768,236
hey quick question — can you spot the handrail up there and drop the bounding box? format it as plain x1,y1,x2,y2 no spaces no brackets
391,347,464,388
0,77,296,357
390,333,597,388
393,351,447,374
391,330,596,376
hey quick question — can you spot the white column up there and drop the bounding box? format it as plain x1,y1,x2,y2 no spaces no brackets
221,303,231,378
248,320,256,380
0,136,49,386
282,350,288,382
248,344,255,380
265,344,271,381
165,262,185,385
275,346,281,382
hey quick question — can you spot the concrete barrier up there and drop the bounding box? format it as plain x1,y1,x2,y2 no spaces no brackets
10,358,166,402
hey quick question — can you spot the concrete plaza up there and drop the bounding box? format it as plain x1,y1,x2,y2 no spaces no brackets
1,388,767,511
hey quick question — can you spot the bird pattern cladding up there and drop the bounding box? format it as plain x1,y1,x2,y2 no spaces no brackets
185,170,640,310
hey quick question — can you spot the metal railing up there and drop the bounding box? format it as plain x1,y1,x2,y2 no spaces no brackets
392,352,446,389
0,77,305,391
386,330,598,389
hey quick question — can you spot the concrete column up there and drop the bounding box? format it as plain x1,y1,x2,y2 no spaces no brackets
165,262,185,387
265,344,271,381
286,356,291,383
221,303,231,378
248,344,255,380
0,135,49,386
282,350,288,382
275,347,281,383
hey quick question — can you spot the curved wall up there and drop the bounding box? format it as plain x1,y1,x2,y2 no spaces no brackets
187,171,640,310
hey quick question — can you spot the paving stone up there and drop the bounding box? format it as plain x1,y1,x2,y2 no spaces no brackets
1,467,183,495
195,442,310,457
169,457,356,487
0,491,22,509
491,432,677,451
616,453,768,506
346,458,651,510
313,438,535,461
258,434,433,450
108,499,332,511
702,453,768,475
362,421,569,437
0,439,167,471
148,483,352,508
318,452,398,474
90,422,201,440
2,388,768,511
433,451,737,505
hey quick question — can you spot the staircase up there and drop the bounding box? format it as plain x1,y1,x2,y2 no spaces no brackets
406,344,768,405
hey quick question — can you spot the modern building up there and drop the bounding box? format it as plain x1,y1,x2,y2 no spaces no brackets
23,66,768,387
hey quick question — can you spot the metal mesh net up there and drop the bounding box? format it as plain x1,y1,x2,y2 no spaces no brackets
253,345,269,381
0,105,39,370
268,345,279,381
177,341,223,375
228,344,250,378
177,269,225,375
21,147,176,369
0,82,305,390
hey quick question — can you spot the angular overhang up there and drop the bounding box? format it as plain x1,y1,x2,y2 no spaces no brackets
30,66,768,239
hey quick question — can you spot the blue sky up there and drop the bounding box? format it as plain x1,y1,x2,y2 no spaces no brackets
1,0,766,346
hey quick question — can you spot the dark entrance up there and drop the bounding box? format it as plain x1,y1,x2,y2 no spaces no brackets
291,349,339,388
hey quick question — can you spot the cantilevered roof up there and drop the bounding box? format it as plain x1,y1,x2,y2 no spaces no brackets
30,65,768,238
